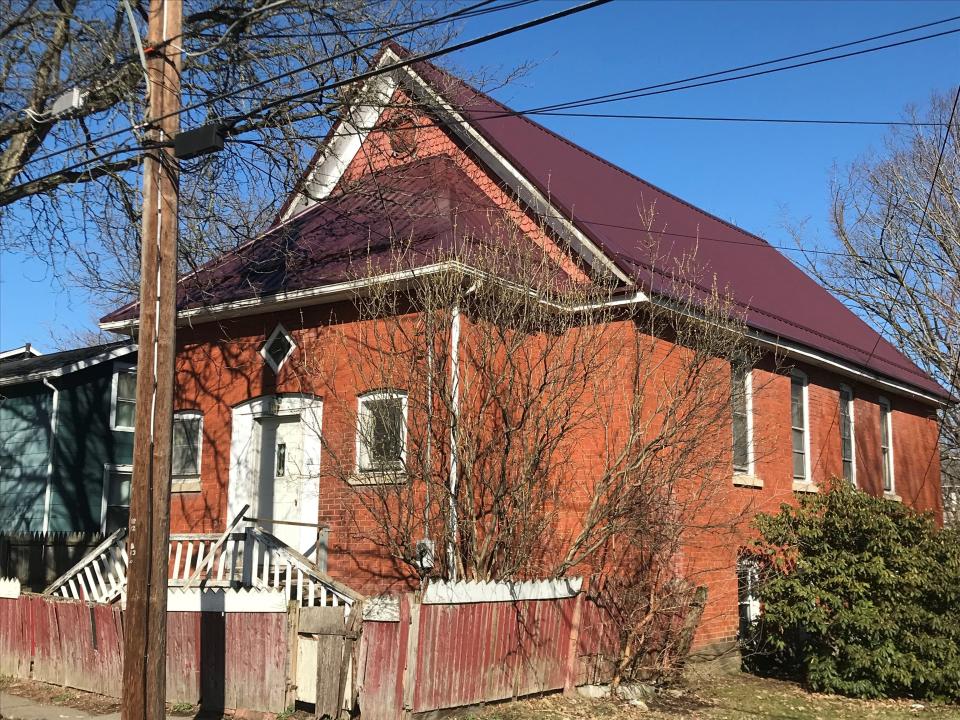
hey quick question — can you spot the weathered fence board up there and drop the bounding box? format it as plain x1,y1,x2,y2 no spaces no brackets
0,593,288,713
357,578,608,719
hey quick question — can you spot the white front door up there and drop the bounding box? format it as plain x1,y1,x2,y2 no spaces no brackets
258,415,307,549
227,395,323,558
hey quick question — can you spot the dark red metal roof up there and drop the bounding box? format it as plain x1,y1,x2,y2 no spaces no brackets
103,47,946,400
403,49,947,400
102,156,510,323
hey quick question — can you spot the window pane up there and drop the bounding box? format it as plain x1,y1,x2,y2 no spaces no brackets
267,333,291,367
117,372,136,401
732,413,748,472
792,427,804,454
882,449,892,491
172,416,201,477
360,397,404,471
108,472,131,506
370,399,402,463
791,381,804,428
843,459,853,481
115,399,136,428
105,506,129,535
793,450,806,479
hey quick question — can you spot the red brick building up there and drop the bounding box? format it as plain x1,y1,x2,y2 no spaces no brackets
102,46,948,651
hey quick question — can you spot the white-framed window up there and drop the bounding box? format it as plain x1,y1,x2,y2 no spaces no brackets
879,396,895,494
356,390,407,474
790,371,811,484
731,365,754,476
839,385,856,486
172,411,203,483
110,366,137,431
101,464,132,534
261,324,296,373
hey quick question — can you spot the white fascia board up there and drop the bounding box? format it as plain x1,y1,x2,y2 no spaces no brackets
754,331,948,407
280,71,398,221
0,345,42,360
389,53,630,286
0,344,138,387
99,264,649,334
647,294,948,407
278,48,629,285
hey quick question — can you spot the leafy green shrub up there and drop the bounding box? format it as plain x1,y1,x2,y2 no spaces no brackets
744,480,960,701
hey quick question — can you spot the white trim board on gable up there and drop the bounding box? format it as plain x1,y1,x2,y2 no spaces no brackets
279,48,629,285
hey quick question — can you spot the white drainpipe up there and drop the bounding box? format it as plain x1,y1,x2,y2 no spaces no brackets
447,301,461,582
41,378,60,533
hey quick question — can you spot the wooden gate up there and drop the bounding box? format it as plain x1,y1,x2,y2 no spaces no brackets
291,605,359,718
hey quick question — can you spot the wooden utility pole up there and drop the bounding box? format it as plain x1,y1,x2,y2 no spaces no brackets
121,0,181,717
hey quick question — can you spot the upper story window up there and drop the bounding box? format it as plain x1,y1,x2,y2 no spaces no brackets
261,324,295,374
790,371,811,483
879,396,895,493
839,385,856,486
731,365,753,475
356,391,407,474
172,411,203,482
111,367,136,431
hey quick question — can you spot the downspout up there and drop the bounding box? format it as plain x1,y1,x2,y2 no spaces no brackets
41,378,60,533
447,301,460,582
446,284,476,582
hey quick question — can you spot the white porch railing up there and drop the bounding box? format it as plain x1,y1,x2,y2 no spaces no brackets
43,527,128,603
44,520,360,609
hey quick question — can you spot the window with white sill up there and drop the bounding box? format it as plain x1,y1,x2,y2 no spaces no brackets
356,391,407,474
791,371,811,484
172,411,203,484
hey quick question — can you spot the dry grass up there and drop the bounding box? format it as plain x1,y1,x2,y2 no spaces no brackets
462,670,960,720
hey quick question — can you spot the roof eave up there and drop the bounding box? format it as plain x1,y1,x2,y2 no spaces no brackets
0,344,138,387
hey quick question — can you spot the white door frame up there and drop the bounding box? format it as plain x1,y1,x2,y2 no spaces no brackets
227,393,323,554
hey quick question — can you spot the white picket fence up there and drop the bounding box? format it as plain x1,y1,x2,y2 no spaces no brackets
44,524,359,609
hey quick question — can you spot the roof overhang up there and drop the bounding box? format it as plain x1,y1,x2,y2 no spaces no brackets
0,344,138,387
100,263,648,334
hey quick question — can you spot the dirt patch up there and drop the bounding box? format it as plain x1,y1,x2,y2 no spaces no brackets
0,676,120,716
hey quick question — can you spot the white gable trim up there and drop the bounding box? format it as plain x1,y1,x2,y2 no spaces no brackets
279,48,629,285
280,72,398,222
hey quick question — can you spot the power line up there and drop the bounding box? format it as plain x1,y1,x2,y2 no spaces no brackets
8,0,509,174
521,17,960,115
14,6,958,182
4,0,614,198
9,8,960,188
859,85,960,370
529,111,945,127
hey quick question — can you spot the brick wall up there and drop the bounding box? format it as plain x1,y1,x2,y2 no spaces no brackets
167,86,944,647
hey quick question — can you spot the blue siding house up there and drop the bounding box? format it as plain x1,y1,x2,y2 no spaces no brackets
0,341,137,534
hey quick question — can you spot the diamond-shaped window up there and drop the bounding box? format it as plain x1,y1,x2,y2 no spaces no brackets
261,324,295,373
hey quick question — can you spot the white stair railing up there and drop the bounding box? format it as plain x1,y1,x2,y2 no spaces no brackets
43,520,362,610
43,528,128,603
243,526,360,608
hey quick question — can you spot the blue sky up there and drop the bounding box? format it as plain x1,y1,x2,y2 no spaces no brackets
2,0,958,351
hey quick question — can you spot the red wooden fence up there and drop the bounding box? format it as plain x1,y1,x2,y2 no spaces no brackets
357,587,619,719
0,594,288,712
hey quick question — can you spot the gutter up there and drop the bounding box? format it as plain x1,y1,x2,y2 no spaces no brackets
40,378,60,534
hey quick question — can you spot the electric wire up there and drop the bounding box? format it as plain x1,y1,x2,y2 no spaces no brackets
12,6,959,181
859,85,960,371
